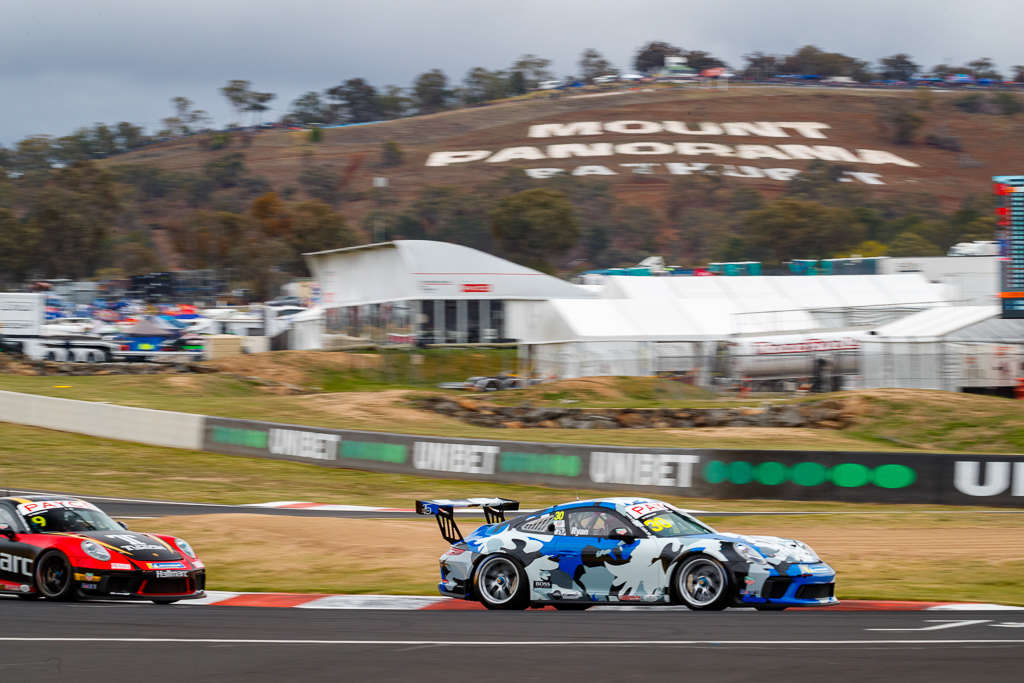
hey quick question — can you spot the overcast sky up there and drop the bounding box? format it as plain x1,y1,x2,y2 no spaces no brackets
3,0,1022,145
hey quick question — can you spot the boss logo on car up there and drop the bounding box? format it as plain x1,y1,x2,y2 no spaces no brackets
533,580,552,588
156,570,187,578
0,552,31,577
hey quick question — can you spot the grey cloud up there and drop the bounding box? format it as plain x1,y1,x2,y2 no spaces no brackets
2,0,1022,143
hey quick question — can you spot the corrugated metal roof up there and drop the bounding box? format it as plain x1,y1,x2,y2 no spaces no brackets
869,305,1000,340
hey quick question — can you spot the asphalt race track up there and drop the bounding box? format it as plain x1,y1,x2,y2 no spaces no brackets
2,601,1022,682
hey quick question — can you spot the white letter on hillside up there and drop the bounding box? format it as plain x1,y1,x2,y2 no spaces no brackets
603,120,663,134
721,165,766,178
572,165,617,175
721,122,787,137
486,146,547,163
524,168,565,178
528,122,603,138
776,122,831,138
615,142,675,155
546,143,614,158
763,168,801,181
662,121,724,136
675,142,736,157
776,145,861,163
665,162,710,175
856,149,920,167
425,150,492,167
735,145,793,160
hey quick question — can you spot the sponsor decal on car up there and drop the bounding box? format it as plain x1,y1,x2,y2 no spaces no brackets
618,594,643,602
0,552,32,576
110,563,132,570
192,559,205,569
147,562,186,570
534,581,552,589
81,583,98,590
550,589,582,600
20,585,30,593
16,499,100,515
104,534,166,552
156,570,188,578
624,502,669,519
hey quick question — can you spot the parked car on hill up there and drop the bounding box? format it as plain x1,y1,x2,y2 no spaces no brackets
417,497,837,611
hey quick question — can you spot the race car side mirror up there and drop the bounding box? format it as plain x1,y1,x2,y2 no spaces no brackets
610,528,635,544
118,521,130,530
0,524,16,541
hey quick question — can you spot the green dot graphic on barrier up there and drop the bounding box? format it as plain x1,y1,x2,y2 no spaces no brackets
830,463,871,488
704,460,729,484
702,460,917,488
872,463,917,489
754,462,788,486
790,461,828,487
728,460,755,484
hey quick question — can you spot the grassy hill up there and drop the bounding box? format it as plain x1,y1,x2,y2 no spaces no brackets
89,86,1024,273
105,87,1022,216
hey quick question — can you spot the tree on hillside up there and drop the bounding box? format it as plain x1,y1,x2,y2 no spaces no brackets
0,208,38,284
742,52,780,79
1014,66,1024,83
412,69,453,114
327,78,381,123
879,54,919,81
298,164,343,204
877,101,925,144
220,80,253,126
412,185,493,252
461,67,510,104
509,54,553,90
888,232,943,257
28,161,118,279
742,197,863,263
682,50,726,72
287,200,358,270
377,85,410,119
203,153,248,188
633,41,683,74
246,91,276,126
490,188,579,272
288,91,333,126
579,48,614,83
781,45,874,81
967,58,1003,81
161,97,210,136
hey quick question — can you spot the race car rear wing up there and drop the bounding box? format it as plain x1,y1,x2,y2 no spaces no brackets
415,498,520,544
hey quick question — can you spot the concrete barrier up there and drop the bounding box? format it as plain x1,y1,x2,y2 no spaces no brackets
0,390,203,451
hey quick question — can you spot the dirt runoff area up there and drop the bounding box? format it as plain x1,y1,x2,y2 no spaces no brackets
203,351,380,387
129,514,1024,604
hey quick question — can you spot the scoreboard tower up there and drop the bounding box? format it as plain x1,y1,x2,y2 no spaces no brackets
995,175,1024,318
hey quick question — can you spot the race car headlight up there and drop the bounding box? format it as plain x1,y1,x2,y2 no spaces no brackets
795,541,820,562
81,540,111,562
174,538,196,559
735,544,768,565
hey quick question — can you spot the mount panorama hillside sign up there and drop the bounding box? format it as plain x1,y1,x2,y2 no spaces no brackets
425,120,919,185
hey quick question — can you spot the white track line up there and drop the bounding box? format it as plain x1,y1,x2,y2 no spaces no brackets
0,638,1021,645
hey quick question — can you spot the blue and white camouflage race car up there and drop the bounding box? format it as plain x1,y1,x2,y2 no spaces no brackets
416,496,837,611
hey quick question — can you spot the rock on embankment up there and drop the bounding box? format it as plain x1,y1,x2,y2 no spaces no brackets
416,395,872,430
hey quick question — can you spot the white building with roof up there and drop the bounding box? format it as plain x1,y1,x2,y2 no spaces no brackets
303,241,593,343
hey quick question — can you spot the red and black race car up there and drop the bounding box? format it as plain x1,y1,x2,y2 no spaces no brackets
0,495,206,603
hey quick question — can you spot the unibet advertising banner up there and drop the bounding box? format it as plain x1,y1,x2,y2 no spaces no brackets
203,416,1024,506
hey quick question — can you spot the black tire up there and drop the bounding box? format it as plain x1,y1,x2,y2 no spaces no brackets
755,604,788,611
34,551,77,602
673,554,731,611
151,599,180,605
553,604,592,610
473,555,528,610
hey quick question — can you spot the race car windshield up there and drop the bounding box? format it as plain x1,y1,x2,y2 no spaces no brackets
23,508,122,533
640,510,714,538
